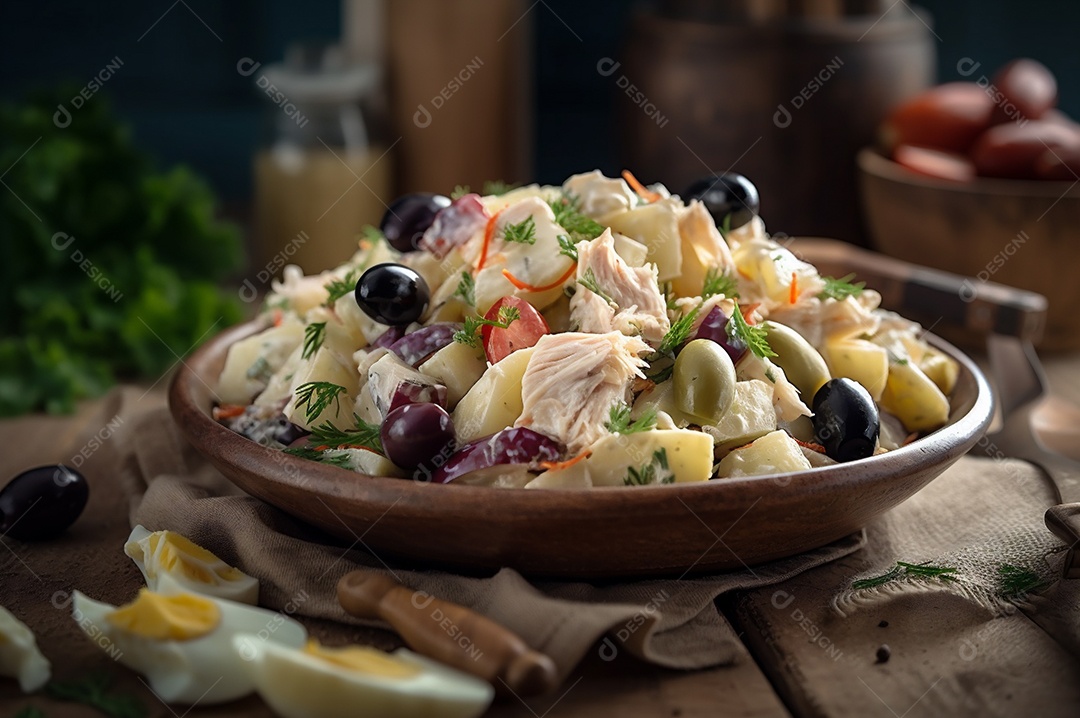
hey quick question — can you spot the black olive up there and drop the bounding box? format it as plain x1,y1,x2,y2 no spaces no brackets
354,263,430,326
380,193,451,253
812,378,880,462
683,173,760,230
0,465,89,541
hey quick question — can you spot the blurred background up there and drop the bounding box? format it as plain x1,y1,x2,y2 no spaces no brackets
1,0,1078,415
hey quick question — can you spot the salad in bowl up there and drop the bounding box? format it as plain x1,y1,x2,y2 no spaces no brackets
215,170,958,489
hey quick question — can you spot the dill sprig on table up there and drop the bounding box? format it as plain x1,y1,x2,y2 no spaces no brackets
998,563,1051,599
852,561,958,590
46,674,147,718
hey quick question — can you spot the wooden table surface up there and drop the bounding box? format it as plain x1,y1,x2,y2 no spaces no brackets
3,352,1080,718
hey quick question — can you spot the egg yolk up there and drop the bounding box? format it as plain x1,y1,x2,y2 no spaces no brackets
106,589,220,641
141,531,244,584
304,641,420,679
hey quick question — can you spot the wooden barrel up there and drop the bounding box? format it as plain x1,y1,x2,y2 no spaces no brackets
618,3,934,244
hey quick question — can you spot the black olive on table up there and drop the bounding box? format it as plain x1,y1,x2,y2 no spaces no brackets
0,465,89,541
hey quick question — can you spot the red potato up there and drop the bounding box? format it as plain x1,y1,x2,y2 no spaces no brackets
881,83,995,153
971,120,1080,179
990,59,1057,124
893,145,977,182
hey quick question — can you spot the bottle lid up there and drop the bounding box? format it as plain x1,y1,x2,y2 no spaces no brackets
258,41,378,104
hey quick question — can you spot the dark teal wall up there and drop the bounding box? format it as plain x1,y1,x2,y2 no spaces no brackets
1,1,1073,196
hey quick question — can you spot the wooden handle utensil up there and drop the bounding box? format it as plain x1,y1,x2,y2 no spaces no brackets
337,570,558,696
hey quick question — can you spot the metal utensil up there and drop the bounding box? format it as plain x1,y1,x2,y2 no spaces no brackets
982,334,1080,578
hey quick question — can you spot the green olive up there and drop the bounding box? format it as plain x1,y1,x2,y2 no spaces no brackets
673,339,737,424
763,321,831,400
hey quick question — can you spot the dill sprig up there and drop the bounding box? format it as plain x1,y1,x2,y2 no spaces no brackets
606,403,658,435
293,381,347,423
558,234,579,262
851,561,958,590
360,225,384,245
46,674,147,718
624,448,674,486
548,193,605,244
310,414,383,453
452,306,521,348
453,272,476,306
702,267,739,299
502,215,537,244
658,306,701,356
728,308,776,359
284,444,355,468
451,184,471,199
998,563,1051,599
483,180,517,196
818,273,866,301
579,268,613,304
324,266,361,306
302,322,327,360
718,214,732,239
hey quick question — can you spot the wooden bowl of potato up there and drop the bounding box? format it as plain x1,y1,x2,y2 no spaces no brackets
170,240,997,579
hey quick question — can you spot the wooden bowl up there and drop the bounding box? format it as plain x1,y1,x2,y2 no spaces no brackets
857,147,1080,351
170,314,993,580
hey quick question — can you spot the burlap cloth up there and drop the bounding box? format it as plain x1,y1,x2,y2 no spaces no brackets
111,388,863,682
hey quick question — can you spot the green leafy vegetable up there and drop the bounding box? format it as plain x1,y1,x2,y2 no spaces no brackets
606,403,658,435
702,267,738,299
501,215,537,245
309,414,383,453
293,381,347,423
728,307,776,359
450,184,471,199
998,563,1051,599
453,272,476,307
624,448,674,486
324,266,361,307
557,234,579,262
483,180,517,196
452,306,521,348
302,322,327,360
578,268,613,304
46,674,147,718
360,225,384,245
658,306,701,356
548,194,605,244
851,561,958,590
818,273,866,301
0,89,243,416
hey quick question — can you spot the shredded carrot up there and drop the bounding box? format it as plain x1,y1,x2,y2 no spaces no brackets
789,271,798,305
793,438,827,454
213,404,247,420
272,309,284,327
539,451,591,472
476,209,502,271
740,302,762,325
621,169,662,203
502,263,577,293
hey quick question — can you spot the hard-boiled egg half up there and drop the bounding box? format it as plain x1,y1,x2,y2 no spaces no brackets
234,636,494,718
124,525,259,604
0,605,50,692
72,588,306,704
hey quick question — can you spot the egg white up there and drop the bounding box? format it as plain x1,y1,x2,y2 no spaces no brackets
233,635,494,718
124,525,260,605
71,591,306,704
0,605,50,692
